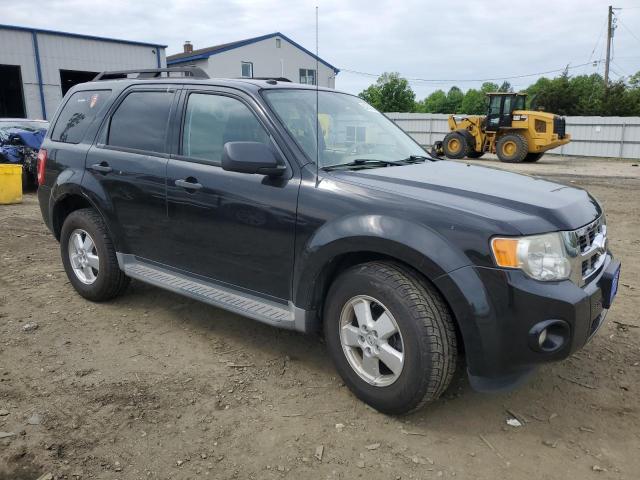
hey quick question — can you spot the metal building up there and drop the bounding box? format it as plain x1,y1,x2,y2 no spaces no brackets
0,24,167,120
167,33,339,88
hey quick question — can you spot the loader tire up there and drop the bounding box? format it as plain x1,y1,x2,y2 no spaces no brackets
496,133,528,163
442,132,469,159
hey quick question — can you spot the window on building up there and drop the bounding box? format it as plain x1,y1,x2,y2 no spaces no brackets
345,126,367,143
108,91,173,153
299,69,316,85
241,62,253,78
182,93,270,164
51,89,112,144
276,38,281,48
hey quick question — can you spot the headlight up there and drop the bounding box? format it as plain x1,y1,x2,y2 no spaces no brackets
491,232,571,281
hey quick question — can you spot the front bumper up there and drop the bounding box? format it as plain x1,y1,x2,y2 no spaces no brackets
436,252,618,392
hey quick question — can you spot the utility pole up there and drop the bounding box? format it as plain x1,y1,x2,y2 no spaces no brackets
604,5,613,86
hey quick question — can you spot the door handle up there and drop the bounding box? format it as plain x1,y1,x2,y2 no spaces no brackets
175,178,203,191
90,162,112,173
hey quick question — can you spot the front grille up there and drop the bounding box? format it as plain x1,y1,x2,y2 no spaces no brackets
574,216,606,283
553,116,566,139
578,219,602,254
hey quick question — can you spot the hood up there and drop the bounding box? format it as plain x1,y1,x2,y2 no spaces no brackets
330,161,601,235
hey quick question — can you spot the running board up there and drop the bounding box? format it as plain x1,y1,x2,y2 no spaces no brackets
116,254,313,332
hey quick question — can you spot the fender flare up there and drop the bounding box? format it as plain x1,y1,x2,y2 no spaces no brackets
49,169,129,252
292,214,471,310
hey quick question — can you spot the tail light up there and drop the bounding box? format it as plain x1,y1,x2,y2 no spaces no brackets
37,149,47,186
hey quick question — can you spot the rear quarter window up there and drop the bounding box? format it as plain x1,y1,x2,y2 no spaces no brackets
51,90,112,144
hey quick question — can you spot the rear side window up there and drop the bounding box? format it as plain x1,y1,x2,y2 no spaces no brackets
108,91,174,153
51,90,111,144
182,93,269,163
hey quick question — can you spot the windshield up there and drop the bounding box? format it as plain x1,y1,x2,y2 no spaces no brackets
262,90,425,168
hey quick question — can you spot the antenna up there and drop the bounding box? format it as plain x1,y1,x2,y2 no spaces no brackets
315,5,320,186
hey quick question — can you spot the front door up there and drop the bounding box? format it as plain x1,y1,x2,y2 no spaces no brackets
486,95,502,131
165,89,300,301
85,87,177,262
499,95,515,128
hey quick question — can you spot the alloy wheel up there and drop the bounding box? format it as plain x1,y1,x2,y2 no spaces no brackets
339,295,405,387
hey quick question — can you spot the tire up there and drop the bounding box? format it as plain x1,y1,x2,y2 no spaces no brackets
60,208,130,302
442,132,470,159
496,133,529,163
457,130,484,158
523,152,544,162
323,261,457,414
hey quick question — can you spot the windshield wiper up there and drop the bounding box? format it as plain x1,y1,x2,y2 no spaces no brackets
399,154,436,163
322,159,407,171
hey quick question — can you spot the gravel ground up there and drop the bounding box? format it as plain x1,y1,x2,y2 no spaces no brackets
1,155,639,480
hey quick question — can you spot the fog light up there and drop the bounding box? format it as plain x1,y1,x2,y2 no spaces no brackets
529,320,570,353
538,328,548,348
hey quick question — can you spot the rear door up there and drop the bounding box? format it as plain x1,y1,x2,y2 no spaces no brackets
163,87,300,301
85,86,178,262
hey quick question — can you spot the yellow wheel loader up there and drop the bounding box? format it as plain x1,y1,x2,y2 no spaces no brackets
433,93,570,163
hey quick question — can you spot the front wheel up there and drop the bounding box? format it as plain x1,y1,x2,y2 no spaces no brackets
323,262,457,414
442,132,470,159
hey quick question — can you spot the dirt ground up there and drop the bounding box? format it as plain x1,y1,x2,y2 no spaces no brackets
1,155,639,480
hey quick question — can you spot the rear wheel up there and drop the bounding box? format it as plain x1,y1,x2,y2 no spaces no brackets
523,152,544,162
496,133,528,163
442,132,470,159
324,262,457,414
60,208,130,301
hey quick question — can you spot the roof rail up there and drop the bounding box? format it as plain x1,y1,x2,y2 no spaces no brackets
93,66,209,81
249,77,292,83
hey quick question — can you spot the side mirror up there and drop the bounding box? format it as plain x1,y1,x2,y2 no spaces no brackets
222,142,286,177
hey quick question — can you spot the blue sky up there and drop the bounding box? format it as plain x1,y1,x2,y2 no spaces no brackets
3,0,639,99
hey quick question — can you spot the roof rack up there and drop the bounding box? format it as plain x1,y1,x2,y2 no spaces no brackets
249,77,292,83
93,67,209,81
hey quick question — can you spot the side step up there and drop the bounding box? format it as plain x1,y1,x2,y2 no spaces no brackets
117,254,305,331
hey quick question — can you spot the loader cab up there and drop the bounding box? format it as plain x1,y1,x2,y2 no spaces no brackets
485,93,527,131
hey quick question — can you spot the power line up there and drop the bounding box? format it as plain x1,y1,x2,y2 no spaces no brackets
618,18,640,45
339,61,603,84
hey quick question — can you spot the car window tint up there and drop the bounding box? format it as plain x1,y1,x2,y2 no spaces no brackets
51,90,112,144
182,93,269,163
108,91,173,153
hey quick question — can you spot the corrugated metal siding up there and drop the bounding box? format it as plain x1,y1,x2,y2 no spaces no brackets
37,33,165,119
386,113,640,159
0,25,167,120
0,29,41,119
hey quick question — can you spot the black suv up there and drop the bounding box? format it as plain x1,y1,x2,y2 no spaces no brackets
37,68,620,414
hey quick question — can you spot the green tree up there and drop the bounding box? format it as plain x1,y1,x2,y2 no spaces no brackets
498,81,513,92
446,86,464,113
420,89,448,113
481,82,499,93
358,72,416,112
460,88,486,114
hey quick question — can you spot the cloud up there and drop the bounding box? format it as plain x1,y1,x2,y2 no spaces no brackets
3,0,638,99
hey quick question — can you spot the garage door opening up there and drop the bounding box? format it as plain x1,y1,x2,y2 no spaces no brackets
0,65,26,118
60,69,99,96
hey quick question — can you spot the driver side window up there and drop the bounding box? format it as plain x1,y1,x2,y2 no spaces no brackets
182,93,270,164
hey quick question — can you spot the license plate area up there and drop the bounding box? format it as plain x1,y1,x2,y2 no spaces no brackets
600,261,621,309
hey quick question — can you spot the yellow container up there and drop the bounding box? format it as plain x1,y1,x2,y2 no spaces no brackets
0,164,23,204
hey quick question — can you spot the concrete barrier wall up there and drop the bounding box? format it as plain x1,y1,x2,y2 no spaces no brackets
385,112,640,159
